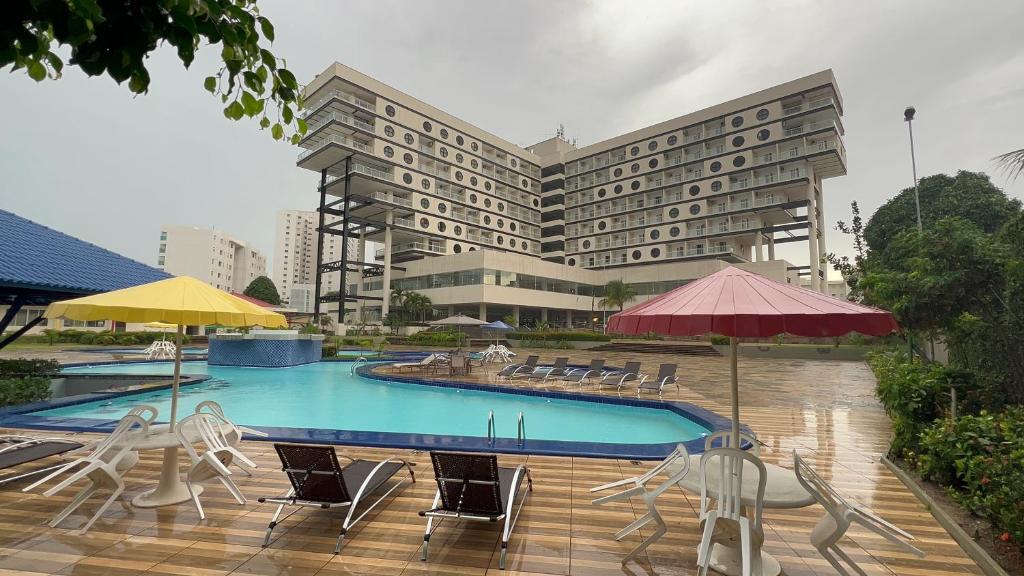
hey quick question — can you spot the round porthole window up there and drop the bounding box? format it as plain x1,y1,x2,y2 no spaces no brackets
598,221,607,231
733,156,746,168
651,248,661,257
471,142,479,152
485,181,492,191
385,105,396,117
496,203,504,212
630,146,640,156
384,125,395,137
670,226,680,237
731,116,744,128
521,178,528,187
438,222,446,232
484,198,491,208
440,147,448,158
419,217,429,228
456,153,464,163
421,178,430,190
732,135,745,148
756,108,769,121
631,163,640,174
689,204,701,215
440,128,449,139
471,159,478,169
402,173,413,185
510,222,517,231
582,240,591,249
667,135,678,146
404,133,414,145
614,184,623,194
567,258,576,266
497,218,504,228
470,176,478,186
420,198,430,209
455,171,463,181
423,121,432,132
614,168,623,177
496,236,503,245
630,180,640,191
403,153,413,164
453,244,462,253
484,215,491,225
757,129,770,141
632,250,641,260
689,185,700,196
710,161,722,173
533,198,539,207
651,229,660,240
711,181,722,192
511,158,518,168
669,207,680,218
598,189,606,198
438,203,446,213
470,193,477,203
383,146,394,158
648,141,658,151
454,225,462,235
456,135,465,145
648,159,659,169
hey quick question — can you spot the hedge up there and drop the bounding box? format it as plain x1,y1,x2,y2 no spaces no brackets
0,377,51,407
506,331,611,342
18,329,191,346
0,358,59,378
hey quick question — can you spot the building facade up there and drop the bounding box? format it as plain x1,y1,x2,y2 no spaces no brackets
296,63,846,327
157,226,267,293
272,210,355,305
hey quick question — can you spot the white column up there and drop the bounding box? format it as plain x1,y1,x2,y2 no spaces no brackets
566,309,573,329
448,304,455,316
767,235,776,260
512,305,520,327
478,302,487,321
806,181,821,292
381,210,393,319
356,233,366,323
754,231,764,263
815,182,828,293
540,308,548,322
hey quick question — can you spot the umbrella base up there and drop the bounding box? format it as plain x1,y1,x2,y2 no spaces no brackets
133,483,202,508
707,545,779,576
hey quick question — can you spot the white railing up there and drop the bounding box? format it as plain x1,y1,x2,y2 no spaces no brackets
305,110,374,134
303,89,375,115
298,133,370,160
371,191,413,208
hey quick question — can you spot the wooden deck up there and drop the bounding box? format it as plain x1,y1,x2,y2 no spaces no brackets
0,349,983,575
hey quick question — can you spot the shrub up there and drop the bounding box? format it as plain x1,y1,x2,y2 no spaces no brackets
708,334,730,345
506,331,610,342
300,324,321,335
95,335,115,345
0,359,59,378
0,377,52,407
918,408,1024,549
406,330,466,347
519,339,572,349
321,344,338,358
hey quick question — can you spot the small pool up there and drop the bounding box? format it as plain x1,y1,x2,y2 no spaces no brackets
6,362,729,459
80,347,208,355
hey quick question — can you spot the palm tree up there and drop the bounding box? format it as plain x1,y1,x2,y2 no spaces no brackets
995,148,1024,181
390,288,409,311
404,292,434,322
599,279,637,313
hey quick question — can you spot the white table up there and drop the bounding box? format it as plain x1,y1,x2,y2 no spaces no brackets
673,454,815,576
128,422,210,508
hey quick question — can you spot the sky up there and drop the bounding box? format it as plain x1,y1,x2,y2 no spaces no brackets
2,0,1023,277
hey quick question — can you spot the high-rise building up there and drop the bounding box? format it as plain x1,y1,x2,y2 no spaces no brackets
273,210,355,305
157,225,266,293
296,63,846,327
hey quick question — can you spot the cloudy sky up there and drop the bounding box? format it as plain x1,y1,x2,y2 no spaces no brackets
2,0,1022,275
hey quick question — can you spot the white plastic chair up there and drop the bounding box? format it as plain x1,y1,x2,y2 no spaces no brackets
22,414,147,533
697,447,767,576
793,451,925,575
195,400,265,475
703,430,761,456
175,413,249,520
591,444,691,563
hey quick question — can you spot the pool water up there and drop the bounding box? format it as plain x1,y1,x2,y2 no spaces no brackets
45,362,710,446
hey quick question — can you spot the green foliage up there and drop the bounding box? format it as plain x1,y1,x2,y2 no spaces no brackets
708,334,730,345
506,331,611,342
339,338,372,348
406,329,466,347
599,279,637,312
826,200,867,300
388,289,435,323
321,344,337,358
863,171,1021,254
518,339,572,349
17,329,190,346
918,408,1024,549
299,323,321,335
0,377,51,407
0,358,59,378
2,0,307,142
243,276,281,305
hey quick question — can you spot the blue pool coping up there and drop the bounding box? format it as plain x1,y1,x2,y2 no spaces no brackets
0,357,749,460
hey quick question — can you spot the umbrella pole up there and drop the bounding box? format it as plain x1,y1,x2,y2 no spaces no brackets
169,324,184,432
730,336,740,446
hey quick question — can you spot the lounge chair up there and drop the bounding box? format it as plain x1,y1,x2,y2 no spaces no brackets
22,414,147,533
419,451,533,570
0,436,85,486
258,443,415,554
562,358,605,386
496,355,538,379
599,361,643,390
176,413,250,520
591,444,691,563
392,353,439,372
793,450,924,575
636,364,679,397
524,357,569,382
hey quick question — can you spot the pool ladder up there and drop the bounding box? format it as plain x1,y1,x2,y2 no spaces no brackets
350,356,368,375
486,411,526,447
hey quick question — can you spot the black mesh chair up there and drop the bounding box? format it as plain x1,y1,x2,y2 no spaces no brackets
637,363,680,397
419,451,533,570
258,443,415,553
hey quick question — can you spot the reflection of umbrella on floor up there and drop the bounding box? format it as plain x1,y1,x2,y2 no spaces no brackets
429,314,488,351
482,320,514,344
608,266,898,445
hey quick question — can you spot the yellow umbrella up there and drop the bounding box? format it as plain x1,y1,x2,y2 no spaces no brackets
46,276,286,428
143,321,178,329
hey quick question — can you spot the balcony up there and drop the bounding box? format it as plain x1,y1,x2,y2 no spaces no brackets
298,134,370,161
782,96,835,117
370,191,413,208
305,111,375,134
302,89,375,116
783,120,837,137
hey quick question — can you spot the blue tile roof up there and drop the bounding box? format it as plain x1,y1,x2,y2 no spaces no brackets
0,209,170,297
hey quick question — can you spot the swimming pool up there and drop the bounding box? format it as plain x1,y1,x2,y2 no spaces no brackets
5,362,732,459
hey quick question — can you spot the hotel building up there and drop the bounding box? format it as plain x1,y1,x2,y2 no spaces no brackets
157,225,267,293
273,210,355,307
296,63,846,327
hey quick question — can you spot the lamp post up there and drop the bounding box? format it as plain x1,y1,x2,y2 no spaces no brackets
904,106,923,232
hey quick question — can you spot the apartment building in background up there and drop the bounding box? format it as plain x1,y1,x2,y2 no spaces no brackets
157,226,267,292
295,63,846,327
272,210,355,306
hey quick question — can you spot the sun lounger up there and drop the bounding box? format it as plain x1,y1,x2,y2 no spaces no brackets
0,436,84,486
496,355,538,379
562,358,605,385
599,361,643,390
419,451,533,570
392,353,439,372
636,363,679,397
258,443,415,553
524,357,569,382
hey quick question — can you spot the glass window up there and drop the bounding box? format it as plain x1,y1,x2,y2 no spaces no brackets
631,180,640,191
689,185,700,196
456,135,465,145
632,250,641,260
667,135,678,146
456,153,464,163
711,181,722,192
732,135,744,148
385,105,396,117
648,141,658,151
710,161,722,173
403,153,413,164
731,115,743,128
650,229,660,240
757,129,770,141
404,133,414,145
440,128,449,139
648,159,658,169
421,178,430,190
440,147,448,157
631,163,640,174
383,146,394,158
733,156,746,167
470,176,478,186
614,168,623,177
384,125,395,137
403,173,413,185
689,204,701,215
670,226,680,237
472,142,479,152
455,171,463,181
756,108,769,121
419,217,429,228
630,146,639,156
669,207,680,218
423,121,432,132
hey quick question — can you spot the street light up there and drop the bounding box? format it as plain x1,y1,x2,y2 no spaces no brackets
904,106,923,232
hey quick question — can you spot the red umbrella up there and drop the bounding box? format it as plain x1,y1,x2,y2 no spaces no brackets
607,266,898,444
